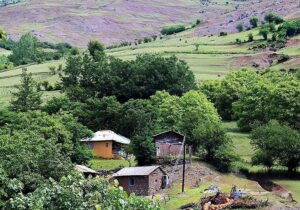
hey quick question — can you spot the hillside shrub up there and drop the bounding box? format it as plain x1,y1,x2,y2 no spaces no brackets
248,33,254,42
160,25,186,35
219,31,228,36
277,54,290,63
278,20,300,37
259,25,270,40
8,33,40,65
250,16,259,28
236,23,244,32
264,13,284,24
0,55,13,70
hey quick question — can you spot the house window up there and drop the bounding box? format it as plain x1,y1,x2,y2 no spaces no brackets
87,143,94,150
129,177,135,186
106,143,109,148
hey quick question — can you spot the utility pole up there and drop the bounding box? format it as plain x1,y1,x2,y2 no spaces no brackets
182,136,186,193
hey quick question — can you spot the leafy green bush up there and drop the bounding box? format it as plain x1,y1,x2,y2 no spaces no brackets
0,55,13,70
219,32,228,36
250,16,259,28
259,25,269,40
248,33,254,42
160,25,186,35
236,23,244,32
277,54,290,63
278,20,300,37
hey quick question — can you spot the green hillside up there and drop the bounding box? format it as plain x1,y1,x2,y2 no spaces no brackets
1,26,300,106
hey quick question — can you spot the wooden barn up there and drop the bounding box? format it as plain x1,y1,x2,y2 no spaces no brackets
81,130,130,159
153,130,186,157
113,166,168,196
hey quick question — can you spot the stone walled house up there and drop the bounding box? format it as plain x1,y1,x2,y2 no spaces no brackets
81,130,130,159
113,166,168,196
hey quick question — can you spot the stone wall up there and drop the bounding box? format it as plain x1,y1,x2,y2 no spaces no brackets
116,176,149,196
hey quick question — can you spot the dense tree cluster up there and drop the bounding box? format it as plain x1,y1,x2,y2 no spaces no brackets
0,110,93,196
264,13,284,24
199,69,260,121
160,25,186,35
4,32,74,67
61,46,195,102
234,72,300,131
251,120,300,174
200,69,300,131
0,67,162,209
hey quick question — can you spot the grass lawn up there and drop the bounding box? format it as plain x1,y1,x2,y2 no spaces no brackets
272,180,300,202
89,158,136,171
222,121,254,162
0,60,65,107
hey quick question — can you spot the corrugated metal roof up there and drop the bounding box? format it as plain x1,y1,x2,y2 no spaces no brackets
81,130,130,145
75,165,98,174
113,166,163,177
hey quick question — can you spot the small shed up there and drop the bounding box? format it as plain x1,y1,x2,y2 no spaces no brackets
113,166,168,196
153,130,185,157
75,165,99,177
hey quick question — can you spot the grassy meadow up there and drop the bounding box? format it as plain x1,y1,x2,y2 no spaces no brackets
89,158,136,172
0,56,64,106
107,27,300,81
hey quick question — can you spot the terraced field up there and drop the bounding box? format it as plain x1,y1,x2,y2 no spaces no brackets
0,59,63,106
108,27,300,80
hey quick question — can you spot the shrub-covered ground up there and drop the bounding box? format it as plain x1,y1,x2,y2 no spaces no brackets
1,0,299,47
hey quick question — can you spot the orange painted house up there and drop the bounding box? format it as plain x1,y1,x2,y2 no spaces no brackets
81,130,130,159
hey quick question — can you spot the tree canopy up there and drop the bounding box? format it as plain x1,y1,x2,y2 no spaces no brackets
8,33,40,65
0,111,93,193
251,120,300,174
61,49,195,102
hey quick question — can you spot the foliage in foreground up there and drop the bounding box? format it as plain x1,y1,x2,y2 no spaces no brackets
1,170,160,210
0,110,93,192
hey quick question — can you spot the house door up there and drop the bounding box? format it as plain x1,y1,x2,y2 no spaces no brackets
162,175,169,189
